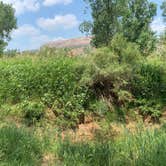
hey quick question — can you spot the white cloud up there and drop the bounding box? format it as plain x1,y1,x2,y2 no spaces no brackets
52,37,66,41
43,0,72,6
0,0,40,15
9,24,63,50
0,0,73,15
37,14,79,31
151,17,165,34
12,24,40,37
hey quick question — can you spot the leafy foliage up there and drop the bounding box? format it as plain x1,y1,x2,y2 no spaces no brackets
0,44,165,127
161,0,166,22
82,0,127,47
21,101,45,125
81,0,157,55
122,0,157,55
0,2,17,54
131,58,166,101
79,20,92,36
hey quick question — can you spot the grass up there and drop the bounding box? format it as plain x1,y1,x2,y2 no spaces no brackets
56,127,166,166
0,125,42,166
0,119,166,166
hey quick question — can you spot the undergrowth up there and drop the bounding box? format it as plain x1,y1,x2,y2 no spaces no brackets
0,44,165,128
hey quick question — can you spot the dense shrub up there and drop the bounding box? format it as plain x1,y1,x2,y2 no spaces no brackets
41,93,56,108
21,101,45,125
0,52,93,128
134,99,162,121
89,99,110,117
110,34,141,64
0,46,165,126
83,45,166,120
80,46,136,121
84,47,133,98
0,55,90,105
131,58,166,102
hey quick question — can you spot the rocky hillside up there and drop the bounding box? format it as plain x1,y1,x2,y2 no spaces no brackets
45,36,91,49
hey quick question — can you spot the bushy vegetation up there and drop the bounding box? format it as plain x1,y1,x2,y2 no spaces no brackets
0,1,166,165
21,101,45,125
0,42,165,128
0,25,165,166
0,2,17,54
81,0,157,55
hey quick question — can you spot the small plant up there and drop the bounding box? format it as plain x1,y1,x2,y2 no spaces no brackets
89,99,110,117
52,100,85,130
135,99,162,122
21,101,45,125
41,93,55,108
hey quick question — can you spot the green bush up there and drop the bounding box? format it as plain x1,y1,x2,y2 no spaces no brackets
110,34,141,64
132,59,166,101
84,47,133,97
0,126,42,166
21,101,45,125
41,93,56,108
89,99,110,116
52,99,85,130
0,47,165,127
0,56,82,103
134,99,162,121
0,54,90,107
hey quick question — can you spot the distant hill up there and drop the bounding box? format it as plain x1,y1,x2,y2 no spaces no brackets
44,36,91,49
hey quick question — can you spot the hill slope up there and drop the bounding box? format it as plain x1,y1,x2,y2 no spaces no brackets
45,36,91,49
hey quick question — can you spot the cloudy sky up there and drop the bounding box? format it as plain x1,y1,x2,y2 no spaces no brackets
0,0,165,51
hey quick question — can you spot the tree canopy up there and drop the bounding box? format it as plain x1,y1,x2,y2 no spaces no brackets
161,0,166,22
81,0,157,55
0,2,17,54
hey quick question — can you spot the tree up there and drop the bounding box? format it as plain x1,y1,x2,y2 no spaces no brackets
81,0,157,55
122,0,157,55
79,21,92,37
0,2,17,54
161,0,166,22
81,0,127,47
159,1,166,53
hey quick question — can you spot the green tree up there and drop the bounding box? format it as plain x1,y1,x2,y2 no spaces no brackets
82,0,127,47
161,0,166,22
79,21,92,36
81,0,157,55
122,0,157,55
0,2,17,54
159,1,166,53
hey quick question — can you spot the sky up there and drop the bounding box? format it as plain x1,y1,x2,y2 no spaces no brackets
0,0,165,51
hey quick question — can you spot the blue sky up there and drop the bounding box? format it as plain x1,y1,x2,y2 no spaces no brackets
0,0,165,51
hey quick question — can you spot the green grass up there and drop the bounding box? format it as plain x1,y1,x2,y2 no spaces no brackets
1,124,166,166
56,127,166,166
0,125,42,166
